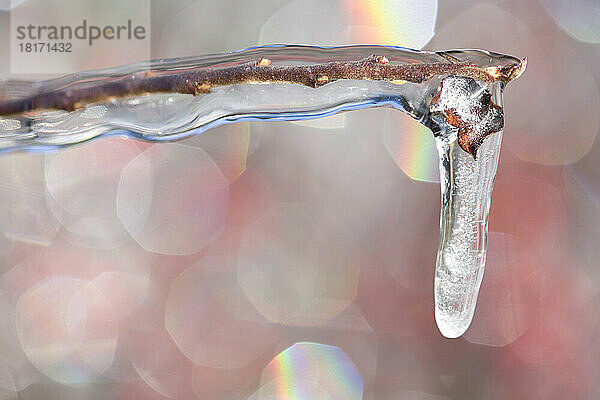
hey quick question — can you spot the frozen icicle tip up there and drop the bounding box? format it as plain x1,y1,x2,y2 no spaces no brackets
436,317,470,339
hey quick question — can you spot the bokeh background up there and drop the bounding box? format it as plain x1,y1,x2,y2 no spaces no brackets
1,0,600,399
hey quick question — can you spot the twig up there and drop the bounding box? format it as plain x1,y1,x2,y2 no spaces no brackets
0,53,525,117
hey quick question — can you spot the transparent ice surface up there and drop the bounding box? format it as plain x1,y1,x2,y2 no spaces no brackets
435,122,503,338
0,45,524,338
431,78,505,338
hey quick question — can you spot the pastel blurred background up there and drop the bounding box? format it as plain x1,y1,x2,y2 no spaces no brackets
1,0,600,399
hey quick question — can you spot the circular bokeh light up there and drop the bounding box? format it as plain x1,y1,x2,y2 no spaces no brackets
237,203,359,326
165,256,278,369
0,291,39,392
117,144,230,256
16,276,118,385
540,0,600,43
463,232,529,347
0,153,59,246
45,137,142,248
181,122,250,183
92,271,149,320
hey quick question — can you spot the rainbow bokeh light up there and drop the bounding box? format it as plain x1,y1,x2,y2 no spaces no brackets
260,0,437,49
260,342,363,400
383,110,439,183
344,0,438,48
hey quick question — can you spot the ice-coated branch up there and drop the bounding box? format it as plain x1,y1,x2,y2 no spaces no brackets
0,45,526,338
0,45,524,155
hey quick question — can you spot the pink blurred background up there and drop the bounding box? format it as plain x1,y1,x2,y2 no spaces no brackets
1,0,600,399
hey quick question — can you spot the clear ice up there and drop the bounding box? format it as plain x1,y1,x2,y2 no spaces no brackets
0,45,525,338
432,79,505,338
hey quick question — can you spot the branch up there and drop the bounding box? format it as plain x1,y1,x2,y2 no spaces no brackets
0,49,525,117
